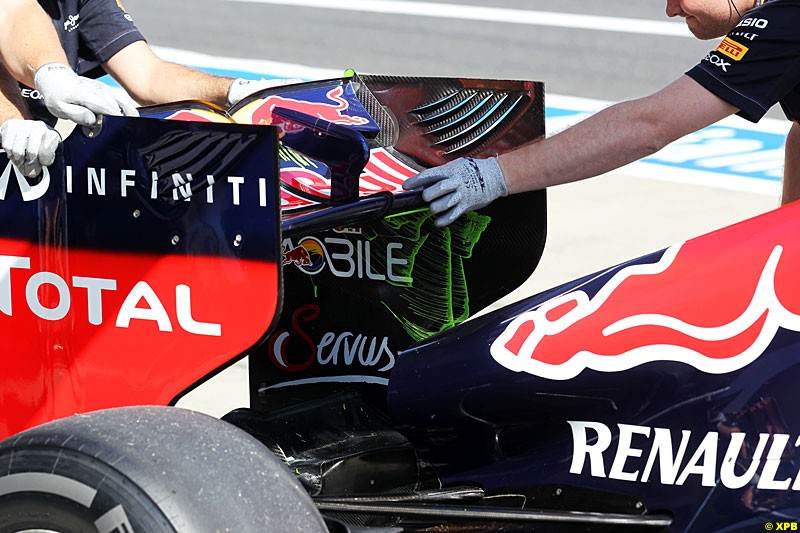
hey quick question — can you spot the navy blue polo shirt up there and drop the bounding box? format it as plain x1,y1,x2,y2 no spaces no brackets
24,0,145,122
686,0,800,122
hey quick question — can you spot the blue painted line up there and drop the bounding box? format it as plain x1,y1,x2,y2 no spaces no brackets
645,124,784,184
546,108,583,119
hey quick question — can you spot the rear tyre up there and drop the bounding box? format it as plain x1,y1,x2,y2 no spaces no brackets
0,405,327,532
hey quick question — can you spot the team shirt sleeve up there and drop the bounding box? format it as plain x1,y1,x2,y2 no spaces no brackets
685,2,800,122
77,0,145,69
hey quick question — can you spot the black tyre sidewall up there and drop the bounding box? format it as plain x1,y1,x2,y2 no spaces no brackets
0,406,328,533
0,447,174,533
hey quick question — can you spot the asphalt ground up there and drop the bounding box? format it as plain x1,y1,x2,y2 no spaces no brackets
119,1,783,414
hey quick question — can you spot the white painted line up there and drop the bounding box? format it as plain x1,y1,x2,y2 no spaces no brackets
221,0,692,38
151,46,342,80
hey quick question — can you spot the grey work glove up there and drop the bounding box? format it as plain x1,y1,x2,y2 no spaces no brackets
226,77,304,106
402,156,508,227
34,63,139,126
0,119,60,178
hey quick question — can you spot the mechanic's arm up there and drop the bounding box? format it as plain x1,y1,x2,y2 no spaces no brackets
0,63,59,177
0,0,137,125
781,121,800,205
404,75,739,226
104,42,230,107
104,41,302,107
499,75,737,193
0,0,70,86
0,64,29,121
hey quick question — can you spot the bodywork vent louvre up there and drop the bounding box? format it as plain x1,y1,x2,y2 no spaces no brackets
355,75,544,166
413,90,529,154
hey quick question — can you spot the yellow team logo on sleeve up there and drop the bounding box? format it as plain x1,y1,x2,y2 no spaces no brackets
717,37,749,60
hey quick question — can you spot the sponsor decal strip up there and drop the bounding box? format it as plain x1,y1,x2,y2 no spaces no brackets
570,421,800,491
717,37,749,60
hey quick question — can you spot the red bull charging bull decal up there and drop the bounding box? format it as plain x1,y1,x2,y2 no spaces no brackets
245,86,370,129
230,84,378,133
491,205,800,380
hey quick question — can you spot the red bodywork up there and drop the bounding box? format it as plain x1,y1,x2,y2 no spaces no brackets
1,246,278,438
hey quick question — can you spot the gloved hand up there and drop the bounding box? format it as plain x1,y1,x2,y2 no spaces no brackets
0,119,60,177
226,77,304,106
402,156,508,227
34,63,139,126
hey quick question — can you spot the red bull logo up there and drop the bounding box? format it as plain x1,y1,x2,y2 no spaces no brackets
491,206,800,380
247,86,370,133
282,237,326,274
282,244,313,267
280,234,410,282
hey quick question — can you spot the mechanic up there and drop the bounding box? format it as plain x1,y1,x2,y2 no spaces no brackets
0,0,292,175
403,0,798,226
0,64,59,178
